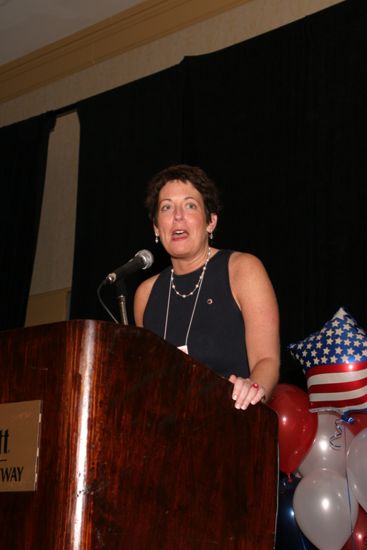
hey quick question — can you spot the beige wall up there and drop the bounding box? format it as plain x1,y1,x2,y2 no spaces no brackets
0,0,343,326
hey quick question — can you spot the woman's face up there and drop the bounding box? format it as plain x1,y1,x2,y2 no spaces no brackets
154,179,217,259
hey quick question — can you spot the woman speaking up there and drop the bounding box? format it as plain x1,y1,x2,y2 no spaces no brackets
134,164,280,410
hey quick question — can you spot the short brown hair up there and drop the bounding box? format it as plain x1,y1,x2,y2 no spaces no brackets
145,164,221,224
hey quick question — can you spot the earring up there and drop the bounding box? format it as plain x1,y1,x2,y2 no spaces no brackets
209,232,213,242
155,234,159,244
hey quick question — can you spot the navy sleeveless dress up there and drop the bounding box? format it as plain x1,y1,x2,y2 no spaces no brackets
143,249,250,379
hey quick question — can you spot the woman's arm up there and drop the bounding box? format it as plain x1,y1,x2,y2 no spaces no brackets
228,252,280,410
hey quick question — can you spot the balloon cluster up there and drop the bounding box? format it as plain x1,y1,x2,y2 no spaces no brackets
268,308,367,550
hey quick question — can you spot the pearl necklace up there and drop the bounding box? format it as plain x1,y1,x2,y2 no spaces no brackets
163,247,211,350
170,247,211,299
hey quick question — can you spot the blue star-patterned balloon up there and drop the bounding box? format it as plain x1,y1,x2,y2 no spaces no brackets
288,308,367,413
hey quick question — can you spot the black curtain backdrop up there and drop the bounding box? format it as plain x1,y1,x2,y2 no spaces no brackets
0,113,55,331
73,66,184,322
71,0,367,387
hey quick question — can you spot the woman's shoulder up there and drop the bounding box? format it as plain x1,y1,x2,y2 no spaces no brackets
135,272,160,299
228,250,275,306
134,273,160,326
228,251,266,274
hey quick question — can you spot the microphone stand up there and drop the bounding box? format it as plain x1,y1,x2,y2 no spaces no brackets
115,278,129,325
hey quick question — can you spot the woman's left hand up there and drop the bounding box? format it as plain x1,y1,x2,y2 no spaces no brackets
229,375,266,410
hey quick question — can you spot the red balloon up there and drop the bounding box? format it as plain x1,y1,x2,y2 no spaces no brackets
342,506,367,549
268,384,318,475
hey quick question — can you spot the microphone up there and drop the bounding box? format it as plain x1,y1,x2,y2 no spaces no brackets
104,249,154,284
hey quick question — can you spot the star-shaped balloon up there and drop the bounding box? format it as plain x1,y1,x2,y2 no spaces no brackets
288,307,367,414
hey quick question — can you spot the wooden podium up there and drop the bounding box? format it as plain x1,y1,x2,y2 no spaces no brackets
0,320,278,549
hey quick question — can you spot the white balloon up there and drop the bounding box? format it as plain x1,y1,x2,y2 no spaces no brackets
298,412,354,477
347,427,367,513
293,468,358,550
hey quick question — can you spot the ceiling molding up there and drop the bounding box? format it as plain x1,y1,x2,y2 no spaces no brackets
0,0,250,104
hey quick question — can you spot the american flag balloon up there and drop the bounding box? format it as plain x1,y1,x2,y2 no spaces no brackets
288,307,367,414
